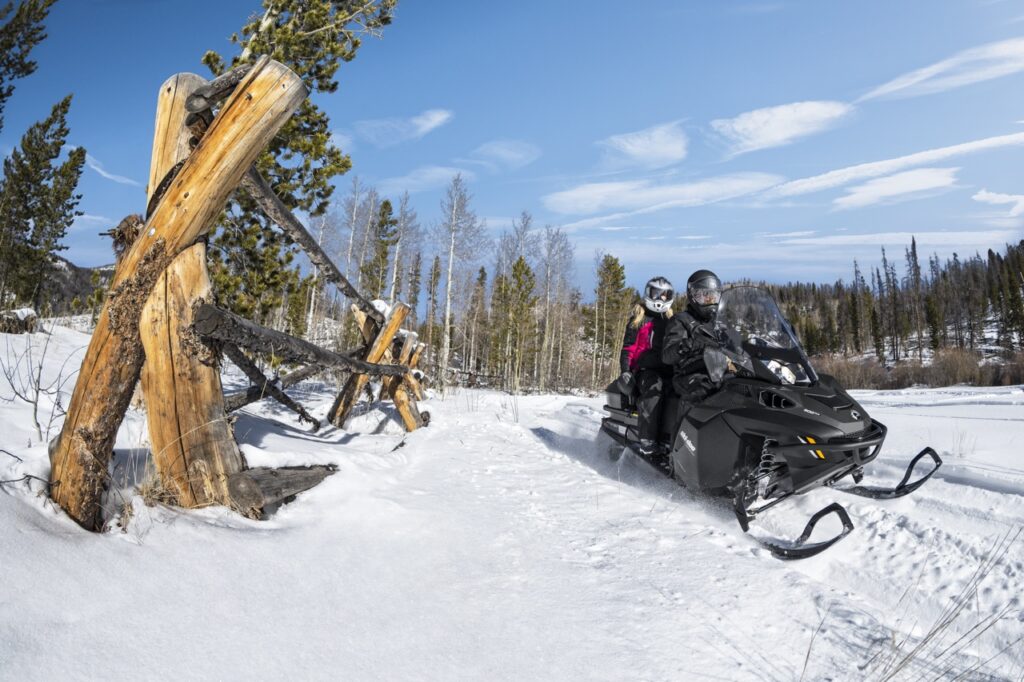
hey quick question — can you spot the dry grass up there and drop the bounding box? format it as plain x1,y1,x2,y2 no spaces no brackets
813,348,1024,389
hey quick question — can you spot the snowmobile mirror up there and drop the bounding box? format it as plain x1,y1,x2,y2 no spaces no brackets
704,347,730,384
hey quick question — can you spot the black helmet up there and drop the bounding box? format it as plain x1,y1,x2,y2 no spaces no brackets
642,276,674,314
686,269,721,322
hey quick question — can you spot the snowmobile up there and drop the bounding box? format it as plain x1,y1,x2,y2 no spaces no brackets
600,286,942,559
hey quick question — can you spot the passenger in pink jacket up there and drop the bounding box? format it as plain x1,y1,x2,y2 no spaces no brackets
617,277,674,456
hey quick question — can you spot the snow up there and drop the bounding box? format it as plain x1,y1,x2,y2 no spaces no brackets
8,308,36,322
2,325,1023,680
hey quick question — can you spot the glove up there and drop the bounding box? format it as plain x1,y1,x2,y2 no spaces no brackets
616,371,636,395
690,326,719,350
677,374,714,401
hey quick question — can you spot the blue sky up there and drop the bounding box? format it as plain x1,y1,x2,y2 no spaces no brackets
2,0,1024,293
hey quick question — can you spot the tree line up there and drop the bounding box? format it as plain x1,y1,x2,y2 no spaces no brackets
766,238,1024,365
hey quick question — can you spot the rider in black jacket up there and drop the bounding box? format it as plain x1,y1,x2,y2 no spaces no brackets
661,269,723,405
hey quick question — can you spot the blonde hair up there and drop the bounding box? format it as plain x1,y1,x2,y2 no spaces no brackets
628,302,672,328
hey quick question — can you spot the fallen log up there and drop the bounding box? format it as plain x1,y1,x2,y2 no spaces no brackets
49,57,307,530
220,342,320,430
223,363,319,413
240,167,382,325
227,465,336,514
191,303,405,376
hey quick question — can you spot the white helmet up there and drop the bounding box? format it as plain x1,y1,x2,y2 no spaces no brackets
643,276,674,314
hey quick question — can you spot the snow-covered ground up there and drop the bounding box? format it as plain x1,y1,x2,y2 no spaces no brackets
1,325,1023,680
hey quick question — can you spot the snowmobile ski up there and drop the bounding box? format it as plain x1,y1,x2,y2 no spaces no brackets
832,447,942,499
733,479,855,559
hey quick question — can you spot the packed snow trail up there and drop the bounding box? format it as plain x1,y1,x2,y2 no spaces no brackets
1,326,1022,680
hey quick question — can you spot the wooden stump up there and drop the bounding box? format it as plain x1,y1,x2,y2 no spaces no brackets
49,57,306,530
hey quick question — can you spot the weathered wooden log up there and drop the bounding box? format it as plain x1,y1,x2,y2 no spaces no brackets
141,244,247,507
388,333,424,431
192,303,405,376
379,332,415,400
223,363,319,413
227,465,336,514
185,64,254,113
49,57,307,530
407,343,426,401
138,72,246,510
240,167,382,325
327,303,410,428
221,342,320,430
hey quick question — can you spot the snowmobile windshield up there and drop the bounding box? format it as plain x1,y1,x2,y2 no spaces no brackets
716,286,818,385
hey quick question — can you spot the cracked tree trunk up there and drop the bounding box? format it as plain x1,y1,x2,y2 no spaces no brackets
139,72,246,509
49,57,306,530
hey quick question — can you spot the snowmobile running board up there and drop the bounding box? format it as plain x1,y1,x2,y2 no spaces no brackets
832,447,942,499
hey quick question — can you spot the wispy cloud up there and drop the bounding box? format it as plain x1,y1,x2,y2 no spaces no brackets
354,108,453,147
860,37,1024,101
833,167,960,210
760,230,817,238
973,188,1024,216
71,213,112,231
544,172,782,215
460,139,541,172
777,229,1019,247
330,131,354,151
378,165,473,195
598,121,688,169
764,131,1024,198
711,101,852,156
85,153,141,187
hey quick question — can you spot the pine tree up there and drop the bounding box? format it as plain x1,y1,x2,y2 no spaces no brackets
0,0,56,135
202,0,395,318
406,250,422,326
508,256,537,391
0,94,83,307
425,254,441,370
360,198,398,299
591,254,630,386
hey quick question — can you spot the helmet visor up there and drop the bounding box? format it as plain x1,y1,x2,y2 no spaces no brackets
690,288,721,306
646,283,674,301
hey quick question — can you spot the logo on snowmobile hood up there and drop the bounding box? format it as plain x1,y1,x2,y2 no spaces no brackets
851,410,861,420
679,429,695,453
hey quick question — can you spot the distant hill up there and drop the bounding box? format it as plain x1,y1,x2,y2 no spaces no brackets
46,256,114,312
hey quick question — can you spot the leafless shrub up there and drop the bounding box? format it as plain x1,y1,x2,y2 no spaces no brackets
814,355,889,389
929,348,982,386
0,322,80,443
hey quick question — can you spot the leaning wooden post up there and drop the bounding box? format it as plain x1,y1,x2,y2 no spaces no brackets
327,303,410,428
138,73,247,508
49,58,306,530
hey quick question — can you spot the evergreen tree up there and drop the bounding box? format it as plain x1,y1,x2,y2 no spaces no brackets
360,198,398,298
508,256,537,391
406,250,422,326
591,254,630,386
0,94,83,307
0,0,56,134
202,0,395,318
425,254,441,369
